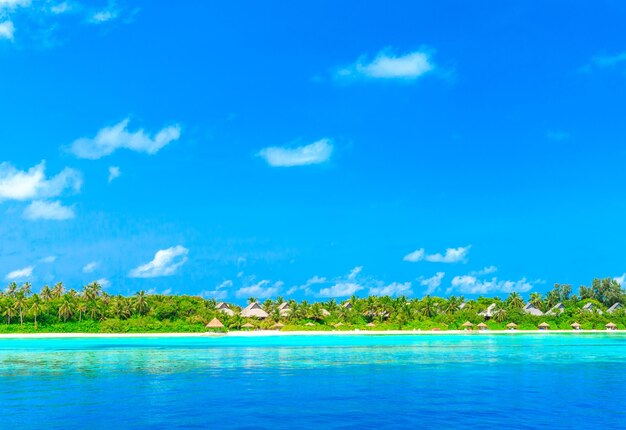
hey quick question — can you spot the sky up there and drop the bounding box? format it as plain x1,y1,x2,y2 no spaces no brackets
1,0,625,302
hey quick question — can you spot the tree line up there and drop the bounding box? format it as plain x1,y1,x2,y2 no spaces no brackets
0,277,624,332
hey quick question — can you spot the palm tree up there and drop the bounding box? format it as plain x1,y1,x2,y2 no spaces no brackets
15,292,27,325
506,292,524,309
58,297,74,322
29,294,45,329
3,300,17,324
529,292,543,309
76,300,87,321
247,297,257,304
134,291,149,315
6,282,18,297
40,285,53,301
20,282,32,297
52,282,65,299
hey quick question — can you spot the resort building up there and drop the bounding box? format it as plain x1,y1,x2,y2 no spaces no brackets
546,303,565,316
538,322,550,330
278,302,291,317
216,302,235,316
523,303,544,316
582,302,603,315
342,302,353,310
477,322,488,331
506,323,518,330
478,303,497,319
240,302,269,319
606,322,618,331
571,322,582,330
607,303,622,314
206,318,225,330
459,302,467,310
461,321,474,330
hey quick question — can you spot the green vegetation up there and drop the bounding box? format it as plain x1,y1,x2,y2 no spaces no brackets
0,278,625,333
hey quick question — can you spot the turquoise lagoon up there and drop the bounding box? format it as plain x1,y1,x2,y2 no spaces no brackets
1,333,626,429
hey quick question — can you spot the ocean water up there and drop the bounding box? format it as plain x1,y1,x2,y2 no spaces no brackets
1,333,626,429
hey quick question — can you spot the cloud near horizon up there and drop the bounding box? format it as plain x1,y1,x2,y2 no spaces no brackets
6,265,34,281
448,275,533,295
258,139,333,167
335,48,435,81
129,245,189,278
403,246,470,263
420,272,445,295
69,118,181,160
235,280,282,299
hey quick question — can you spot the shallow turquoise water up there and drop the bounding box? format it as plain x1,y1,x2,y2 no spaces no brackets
1,333,625,429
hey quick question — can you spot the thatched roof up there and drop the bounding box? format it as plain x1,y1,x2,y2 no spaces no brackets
606,322,617,328
216,302,235,316
206,318,224,329
305,322,315,326
506,322,518,328
538,322,550,328
571,322,581,328
607,303,622,313
477,322,488,328
240,302,269,319
242,323,255,328
334,322,344,327
461,321,474,327
271,323,284,329
342,302,353,309
321,309,331,316
523,303,544,316
366,322,376,327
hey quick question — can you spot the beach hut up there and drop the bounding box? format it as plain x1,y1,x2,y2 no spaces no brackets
366,322,376,327
342,302,353,310
607,303,622,314
523,303,544,316
241,322,255,330
334,322,344,328
582,302,603,315
305,322,315,327
271,323,284,330
477,322,488,331
606,322,618,331
538,322,550,330
570,322,582,330
461,321,474,331
206,318,225,330
478,304,497,319
506,323,518,330
277,302,291,317
216,302,235,316
240,302,269,319
546,303,565,316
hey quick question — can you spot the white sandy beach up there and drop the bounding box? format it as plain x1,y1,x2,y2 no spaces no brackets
0,329,623,339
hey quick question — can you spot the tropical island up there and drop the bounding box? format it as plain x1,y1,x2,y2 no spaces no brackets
0,277,624,334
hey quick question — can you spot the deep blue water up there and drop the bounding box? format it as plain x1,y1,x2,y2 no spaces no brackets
1,333,626,429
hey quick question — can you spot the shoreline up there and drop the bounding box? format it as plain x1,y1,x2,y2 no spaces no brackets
0,329,624,339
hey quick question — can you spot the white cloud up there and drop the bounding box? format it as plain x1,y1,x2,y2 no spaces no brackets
336,48,435,81
449,275,533,295
420,272,445,295
369,281,412,297
0,0,30,11
286,275,326,296
50,2,72,14
258,138,333,167
108,166,121,183
403,246,470,263
235,280,281,298
0,20,14,40
347,266,363,280
89,6,119,24
129,245,189,278
23,200,75,220
0,161,82,201
199,289,228,300
94,278,110,288
6,265,34,281
403,248,425,262
69,119,181,159
40,256,57,264
319,282,362,298
470,266,498,276
615,273,625,287
82,261,98,273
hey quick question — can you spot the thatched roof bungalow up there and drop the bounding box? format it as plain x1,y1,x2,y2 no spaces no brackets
523,303,544,316
461,321,474,330
570,322,581,330
240,302,269,319
478,303,497,319
538,322,550,330
206,318,225,330
546,303,565,316
582,302,603,315
277,302,291,317
241,322,255,329
271,323,284,330
216,302,235,316
477,322,488,331
606,322,618,331
506,322,518,330
607,303,622,314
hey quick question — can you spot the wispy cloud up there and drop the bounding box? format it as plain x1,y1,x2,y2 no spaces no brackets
403,246,470,263
129,245,189,278
108,166,121,183
82,261,98,273
335,48,436,82
89,5,118,24
581,51,626,72
319,282,362,298
469,266,497,276
6,265,34,281
0,20,14,40
0,161,81,201
449,275,533,295
40,255,57,264
235,280,281,299
23,200,75,220
258,138,333,167
369,281,412,297
420,272,445,295
286,275,326,296
69,118,181,159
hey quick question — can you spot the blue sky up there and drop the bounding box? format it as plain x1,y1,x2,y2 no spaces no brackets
1,0,625,302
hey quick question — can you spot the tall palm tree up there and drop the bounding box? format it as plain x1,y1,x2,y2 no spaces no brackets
529,292,543,309
40,285,53,301
20,282,32,297
29,294,45,329
6,282,18,297
15,292,27,325
58,297,74,322
52,282,65,299
506,292,524,309
3,300,17,324
134,291,149,315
